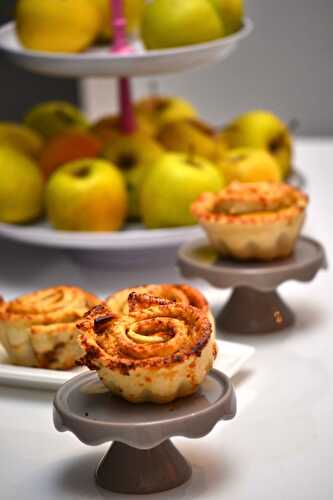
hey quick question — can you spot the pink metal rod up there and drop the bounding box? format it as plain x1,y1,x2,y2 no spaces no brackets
118,78,136,134
110,0,131,54
110,0,136,134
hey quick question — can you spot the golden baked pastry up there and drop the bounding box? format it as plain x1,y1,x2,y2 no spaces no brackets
0,286,100,370
191,182,308,261
77,292,216,404
107,283,215,335
106,283,208,313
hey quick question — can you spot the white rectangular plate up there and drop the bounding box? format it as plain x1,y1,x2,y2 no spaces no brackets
0,340,254,391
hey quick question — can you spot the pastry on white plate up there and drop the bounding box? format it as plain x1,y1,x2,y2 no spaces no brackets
0,286,100,370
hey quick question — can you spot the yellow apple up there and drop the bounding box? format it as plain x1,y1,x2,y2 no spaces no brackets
25,101,88,140
91,113,155,142
0,146,44,223
46,159,127,231
0,123,43,158
208,0,243,35
220,110,293,178
16,0,100,53
135,96,197,131
140,153,223,228
158,118,224,161
141,0,224,50
103,132,164,219
217,148,282,184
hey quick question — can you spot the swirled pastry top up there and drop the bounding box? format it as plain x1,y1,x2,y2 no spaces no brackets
106,283,208,315
78,292,213,374
192,182,308,224
0,286,100,325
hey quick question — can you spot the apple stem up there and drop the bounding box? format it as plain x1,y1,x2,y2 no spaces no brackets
110,0,137,134
288,118,300,134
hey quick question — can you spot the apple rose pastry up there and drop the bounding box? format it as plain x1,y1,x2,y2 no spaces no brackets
107,283,215,336
0,286,100,370
106,283,208,314
77,292,216,404
192,182,308,261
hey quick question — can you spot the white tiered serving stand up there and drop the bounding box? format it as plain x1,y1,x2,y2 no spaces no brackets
0,0,252,267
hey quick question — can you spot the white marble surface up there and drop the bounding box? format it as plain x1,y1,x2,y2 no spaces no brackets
0,139,332,500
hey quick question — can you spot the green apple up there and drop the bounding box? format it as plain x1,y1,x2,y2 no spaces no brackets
25,101,88,140
140,153,224,228
220,110,293,178
135,96,197,130
208,0,243,35
0,146,44,223
217,148,281,184
141,0,224,50
46,159,128,231
158,118,224,161
0,122,44,158
103,132,163,219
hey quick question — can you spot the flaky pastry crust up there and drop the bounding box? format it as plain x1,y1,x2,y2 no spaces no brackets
107,283,215,336
192,182,308,261
0,286,100,369
77,293,216,404
106,283,208,313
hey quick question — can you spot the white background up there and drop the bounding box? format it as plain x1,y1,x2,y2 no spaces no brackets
82,0,333,135
0,139,332,499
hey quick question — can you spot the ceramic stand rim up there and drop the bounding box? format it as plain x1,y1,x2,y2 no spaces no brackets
54,369,235,429
178,235,327,292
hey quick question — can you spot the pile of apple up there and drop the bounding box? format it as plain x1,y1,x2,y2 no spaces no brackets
0,97,293,232
15,0,243,53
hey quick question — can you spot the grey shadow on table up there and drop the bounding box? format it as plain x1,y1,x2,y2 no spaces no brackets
230,369,254,388
222,297,328,350
0,384,54,405
54,441,234,500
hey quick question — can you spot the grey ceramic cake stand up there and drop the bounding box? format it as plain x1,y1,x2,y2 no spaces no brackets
178,236,327,334
53,369,236,495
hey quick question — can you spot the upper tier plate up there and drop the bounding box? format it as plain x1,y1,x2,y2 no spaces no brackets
0,19,252,78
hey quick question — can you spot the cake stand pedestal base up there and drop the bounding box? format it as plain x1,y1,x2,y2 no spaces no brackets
219,287,294,334
96,440,191,494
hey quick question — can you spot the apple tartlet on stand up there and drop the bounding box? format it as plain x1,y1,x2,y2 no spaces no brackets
192,182,308,261
178,181,326,334
0,286,100,369
77,292,216,403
